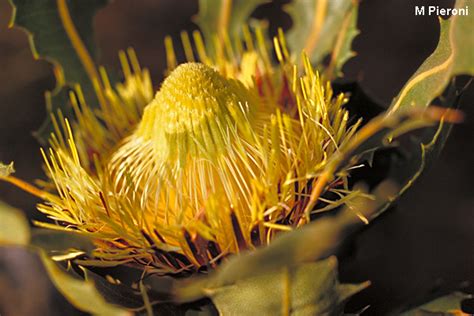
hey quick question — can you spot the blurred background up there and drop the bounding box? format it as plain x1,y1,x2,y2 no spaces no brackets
0,0,472,315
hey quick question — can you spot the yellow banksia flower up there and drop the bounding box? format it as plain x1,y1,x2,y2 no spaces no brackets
31,28,363,273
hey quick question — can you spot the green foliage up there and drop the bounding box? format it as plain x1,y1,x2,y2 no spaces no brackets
285,0,358,68
8,0,108,142
378,0,474,215
385,89,462,210
0,201,30,246
401,292,472,316
389,0,473,113
209,257,368,316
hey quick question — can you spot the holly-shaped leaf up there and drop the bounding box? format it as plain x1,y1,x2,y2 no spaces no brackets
388,0,473,113
378,0,473,214
347,0,472,217
8,0,109,142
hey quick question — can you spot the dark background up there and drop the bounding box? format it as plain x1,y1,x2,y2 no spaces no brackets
0,0,472,315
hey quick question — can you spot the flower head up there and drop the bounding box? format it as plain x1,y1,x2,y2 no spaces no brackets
33,29,361,273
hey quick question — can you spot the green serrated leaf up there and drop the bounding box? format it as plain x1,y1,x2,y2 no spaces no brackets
388,0,473,113
195,0,267,54
285,0,356,65
334,5,471,216
39,251,130,316
0,161,15,177
348,1,472,218
0,201,30,246
326,1,359,79
8,0,109,143
374,81,466,220
401,292,472,316
208,257,368,316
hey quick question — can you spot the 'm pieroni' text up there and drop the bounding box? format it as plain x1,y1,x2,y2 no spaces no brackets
415,5,469,16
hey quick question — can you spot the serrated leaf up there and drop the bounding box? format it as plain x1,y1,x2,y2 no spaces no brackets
8,0,109,143
285,0,356,65
39,251,131,316
388,0,473,113
0,201,30,246
402,292,472,316
0,161,15,177
208,257,368,316
195,0,267,54
375,80,467,220
335,0,471,216
326,1,359,79
339,0,472,220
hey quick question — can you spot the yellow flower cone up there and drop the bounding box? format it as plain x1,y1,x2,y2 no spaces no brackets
10,30,363,274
